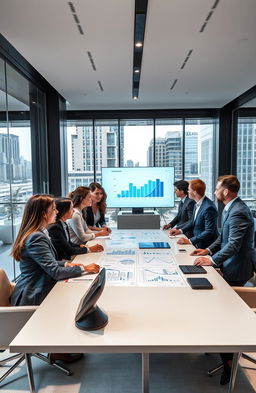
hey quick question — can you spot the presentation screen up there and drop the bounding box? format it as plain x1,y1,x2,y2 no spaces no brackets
102,167,175,208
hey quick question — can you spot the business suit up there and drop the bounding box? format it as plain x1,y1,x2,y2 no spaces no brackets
169,197,195,229
182,196,218,249
11,231,82,306
48,221,88,261
209,197,255,284
84,206,106,227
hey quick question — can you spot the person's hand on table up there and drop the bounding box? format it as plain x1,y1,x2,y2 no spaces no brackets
89,244,104,253
169,228,181,236
163,224,171,230
190,248,209,256
84,263,100,274
194,257,213,266
95,229,109,237
177,237,190,245
103,226,112,233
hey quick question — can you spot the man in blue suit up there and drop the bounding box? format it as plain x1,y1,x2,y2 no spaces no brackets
169,179,218,249
192,175,255,286
191,175,256,385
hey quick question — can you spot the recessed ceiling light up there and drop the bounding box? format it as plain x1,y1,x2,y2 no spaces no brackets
134,69,140,73
135,42,143,47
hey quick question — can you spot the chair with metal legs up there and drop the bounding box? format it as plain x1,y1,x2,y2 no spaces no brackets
208,286,256,378
0,268,72,392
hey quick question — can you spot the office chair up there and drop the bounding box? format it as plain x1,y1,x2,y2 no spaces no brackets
0,268,72,392
208,286,256,378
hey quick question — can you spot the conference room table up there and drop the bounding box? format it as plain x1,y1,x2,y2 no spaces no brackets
10,229,256,393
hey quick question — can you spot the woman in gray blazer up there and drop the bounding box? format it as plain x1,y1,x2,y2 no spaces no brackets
11,194,99,307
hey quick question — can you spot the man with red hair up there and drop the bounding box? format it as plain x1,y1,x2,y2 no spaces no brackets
169,179,218,249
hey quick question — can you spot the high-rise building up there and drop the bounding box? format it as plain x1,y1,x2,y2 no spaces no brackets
237,121,256,200
147,131,182,179
0,133,31,182
69,125,123,189
185,131,198,179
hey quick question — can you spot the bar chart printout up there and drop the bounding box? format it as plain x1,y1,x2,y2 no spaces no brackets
117,178,164,198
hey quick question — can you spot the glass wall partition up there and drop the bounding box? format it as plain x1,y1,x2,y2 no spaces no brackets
185,119,216,198
95,120,119,182
236,115,256,209
155,119,183,224
120,119,153,167
66,116,217,227
67,120,94,191
0,58,47,279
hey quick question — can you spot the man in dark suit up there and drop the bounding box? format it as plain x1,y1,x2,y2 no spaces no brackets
191,175,256,385
169,179,218,249
192,175,255,285
163,180,195,231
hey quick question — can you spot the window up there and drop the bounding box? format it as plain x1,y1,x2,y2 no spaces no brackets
0,59,47,279
66,116,217,227
185,119,216,198
237,117,256,206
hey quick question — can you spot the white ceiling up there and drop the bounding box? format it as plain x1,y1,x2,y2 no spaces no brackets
0,0,256,110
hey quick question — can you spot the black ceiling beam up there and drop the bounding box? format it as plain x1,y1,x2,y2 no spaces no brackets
132,0,148,99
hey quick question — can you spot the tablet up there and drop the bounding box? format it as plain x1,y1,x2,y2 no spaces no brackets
179,265,207,274
187,277,213,289
138,242,171,249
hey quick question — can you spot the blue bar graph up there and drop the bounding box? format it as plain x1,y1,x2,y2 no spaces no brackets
117,178,164,198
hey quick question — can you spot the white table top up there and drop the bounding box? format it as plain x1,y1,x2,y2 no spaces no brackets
10,230,256,354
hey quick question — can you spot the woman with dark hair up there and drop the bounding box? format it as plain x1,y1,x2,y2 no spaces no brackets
11,194,99,363
48,198,103,260
68,186,109,245
84,182,111,233
11,194,99,307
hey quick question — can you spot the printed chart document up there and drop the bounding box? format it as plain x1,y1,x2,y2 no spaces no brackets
138,251,175,267
138,267,187,287
99,253,136,286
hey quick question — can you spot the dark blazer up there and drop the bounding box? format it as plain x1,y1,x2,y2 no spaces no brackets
181,196,218,249
48,221,88,261
169,197,195,229
209,198,255,284
11,231,82,306
84,206,106,227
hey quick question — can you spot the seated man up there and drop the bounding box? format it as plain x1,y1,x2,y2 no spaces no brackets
191,175,256,385
163,180,195,231
169,179,218,249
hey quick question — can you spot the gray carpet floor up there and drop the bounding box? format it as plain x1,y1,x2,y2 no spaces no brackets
0,352,255,392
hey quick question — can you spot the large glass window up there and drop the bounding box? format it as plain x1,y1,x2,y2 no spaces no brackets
120,119,153,167
0,59,47,279
67,120,94,191
185,119,216,198
66,116,217,228
95,120,119,182
237,116,256,207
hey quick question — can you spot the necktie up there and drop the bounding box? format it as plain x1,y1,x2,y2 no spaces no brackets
221,209,227,226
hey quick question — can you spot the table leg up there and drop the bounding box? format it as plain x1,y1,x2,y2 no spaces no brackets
227,352,241,393
142,353,149,393
25,354,36,393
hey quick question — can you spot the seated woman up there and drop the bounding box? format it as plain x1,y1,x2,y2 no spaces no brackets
48,197,103,261
11,194,100,364
11,194,100,307
84,182,111,233
68,186,109,245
